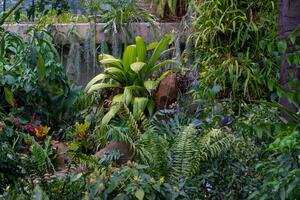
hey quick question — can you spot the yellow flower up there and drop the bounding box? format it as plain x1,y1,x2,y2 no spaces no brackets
159,177,165,184
149,178,156,184
35,125,50,138
133,176,140,182
75,122,89,139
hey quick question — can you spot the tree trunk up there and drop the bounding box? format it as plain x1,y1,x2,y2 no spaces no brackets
278,0,300,118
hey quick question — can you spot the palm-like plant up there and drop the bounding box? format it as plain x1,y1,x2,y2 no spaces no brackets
85,35,178,124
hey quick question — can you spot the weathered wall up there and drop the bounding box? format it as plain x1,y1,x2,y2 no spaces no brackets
3,22,188,86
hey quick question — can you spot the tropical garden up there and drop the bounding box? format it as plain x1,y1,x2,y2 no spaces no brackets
0,0,300,199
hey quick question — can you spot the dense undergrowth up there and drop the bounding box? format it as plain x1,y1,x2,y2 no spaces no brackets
1,0,300,199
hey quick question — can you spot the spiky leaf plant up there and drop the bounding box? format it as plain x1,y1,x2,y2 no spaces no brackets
85,35,179,125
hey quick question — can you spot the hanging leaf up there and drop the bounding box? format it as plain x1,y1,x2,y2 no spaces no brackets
133,97,149,118
85,74,110,92
4,87,14,106
148,35,172,68
37,53,46,79
87,83,119,93
135,189,145,200
123,87,133,105
147,100,156,116
277,41,287,54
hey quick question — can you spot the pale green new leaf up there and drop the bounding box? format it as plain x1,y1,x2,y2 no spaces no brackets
123,87,133,105
148,35,172,67
87,83,119,93
101,103,122,125
130,62,146,73
147,42,158,51
136,36,147,62
123,45,137,71
85,74,110,92
144,80,159,91
133,97,149,118
135,189,145,200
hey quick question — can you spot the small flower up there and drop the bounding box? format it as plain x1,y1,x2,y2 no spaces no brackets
75,122,89,139
24,124,35,134
173,186,179,192
12,116,20,128
159,177,165,184
149,178,156,184
133,176,141,182
0,121,6,133
7,154,13,160
35,124,51,139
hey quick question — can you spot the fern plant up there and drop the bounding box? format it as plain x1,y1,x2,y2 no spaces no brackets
170,125,236,184
85,35,178,125
22,134,55,174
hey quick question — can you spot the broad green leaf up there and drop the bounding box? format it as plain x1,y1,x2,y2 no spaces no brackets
123,45,137,72
105,67,127,82
144,80,159,91
148,35,172,68
87,83,119,93
37,54,46,79
4,87,14,106
130,62,146,73
136,36,147,62
150,60,180,74
100,58,123,69
112,94,125,103
147,42,158,51
0,38,4,58
102,103,122,125
147,100,155,116
133,97,149,118
85,74,110,92
289,28,299,45
126,85,145,91
277,41,287,54
135,189,145,200
99,54,116,61
123,87,133,105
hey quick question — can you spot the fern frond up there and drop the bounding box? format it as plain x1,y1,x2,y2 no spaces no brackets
170,125,197,184
191,128,236,175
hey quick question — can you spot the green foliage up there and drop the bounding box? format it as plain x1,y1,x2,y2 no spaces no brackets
86,35,178,124
150,0,187,19
0,26,80,125
249,79,300,200
170,125,235,185
192,0,278,100
26,135,55,174
100,0,155,37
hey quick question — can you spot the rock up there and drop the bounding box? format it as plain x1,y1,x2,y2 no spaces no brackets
51,140,69,171
94,142,133,165
155,74,177,110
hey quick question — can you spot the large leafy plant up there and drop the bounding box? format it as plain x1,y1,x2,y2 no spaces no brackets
192,0,278,100
85,35,177,124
